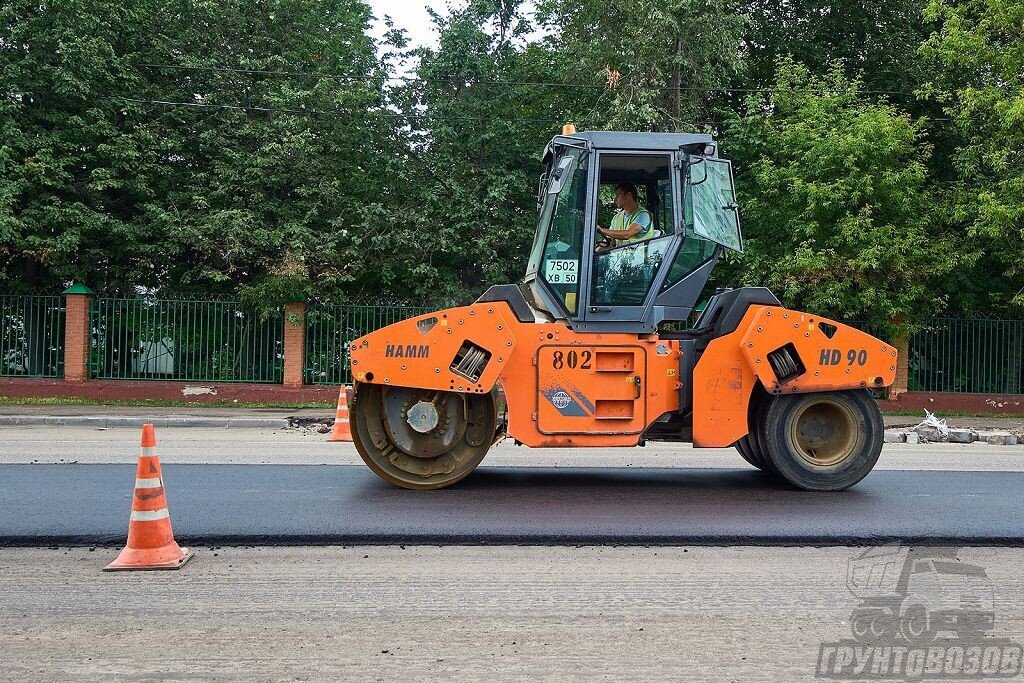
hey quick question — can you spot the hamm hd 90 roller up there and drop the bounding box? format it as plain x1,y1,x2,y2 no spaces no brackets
348,127,897,491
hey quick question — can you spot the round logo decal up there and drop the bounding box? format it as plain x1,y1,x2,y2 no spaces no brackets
551,391,571,409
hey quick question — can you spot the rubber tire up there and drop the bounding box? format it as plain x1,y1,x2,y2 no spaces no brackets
761,389,883,491
749,393,782,477
734,388,771,473
734,437,759,468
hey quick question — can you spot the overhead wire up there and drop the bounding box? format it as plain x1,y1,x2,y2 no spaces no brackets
111,96,954,127
113,97,604,125
134,63,925,98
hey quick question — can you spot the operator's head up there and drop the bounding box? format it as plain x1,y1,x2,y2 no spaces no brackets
614,182,639,211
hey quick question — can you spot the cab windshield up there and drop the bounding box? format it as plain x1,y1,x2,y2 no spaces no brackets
525,147,587,314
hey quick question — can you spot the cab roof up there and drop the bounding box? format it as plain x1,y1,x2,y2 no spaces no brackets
550,130,715,152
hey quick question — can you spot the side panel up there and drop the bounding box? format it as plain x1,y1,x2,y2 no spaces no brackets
692,318,760,448
501,330,678,446
739,308,898,394
536,345,646,435
349,303,517,394
350,302,682,448
692,305,898,447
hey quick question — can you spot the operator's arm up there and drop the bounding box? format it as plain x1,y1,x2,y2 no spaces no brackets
598,223,644,240
599,211,651,241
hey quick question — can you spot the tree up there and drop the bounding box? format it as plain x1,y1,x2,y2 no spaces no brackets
742,0,932,96
920,0,1024,313
537,0,746,130
0,0,395,305
375,0,567,305
721,61,954,330
0,0,166,293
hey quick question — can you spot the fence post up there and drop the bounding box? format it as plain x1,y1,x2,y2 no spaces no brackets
283,300,307,387
62,283,94,382
891,316,910,398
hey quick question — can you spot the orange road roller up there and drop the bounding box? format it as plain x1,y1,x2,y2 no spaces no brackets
348,128,896,491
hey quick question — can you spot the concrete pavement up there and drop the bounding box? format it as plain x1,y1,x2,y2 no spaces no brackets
2,425,1023,470
1,402,1024,431
1,546,1022,681
0,404,334,428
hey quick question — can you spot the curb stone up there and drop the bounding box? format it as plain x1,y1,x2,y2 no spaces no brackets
0,415,290,429
948,428,976,444
976,431,1019,446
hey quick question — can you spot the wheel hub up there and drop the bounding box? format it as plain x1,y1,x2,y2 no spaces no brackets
407,401,439,434
790,398,858,467
798,417,833,445
383,388,466,459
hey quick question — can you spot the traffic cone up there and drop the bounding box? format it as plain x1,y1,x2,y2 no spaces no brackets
104,424,193,571
327,384,352,442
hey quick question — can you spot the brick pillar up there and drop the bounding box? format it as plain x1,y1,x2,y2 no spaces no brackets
891,317,910,398
283,301,307,387
62,283,94,382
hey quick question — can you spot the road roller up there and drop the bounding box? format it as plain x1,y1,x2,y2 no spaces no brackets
347,127,897,491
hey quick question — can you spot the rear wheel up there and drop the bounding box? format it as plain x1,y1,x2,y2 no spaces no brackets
761,390,883,491
743,388,781,477
351,383,498,490
734,389,764,470
734,437,758,468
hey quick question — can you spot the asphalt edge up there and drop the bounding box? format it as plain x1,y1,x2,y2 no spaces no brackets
4,534,1024,549
0,415,291,429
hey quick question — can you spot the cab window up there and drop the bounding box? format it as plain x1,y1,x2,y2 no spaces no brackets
534,148,587,313
593,235,674,306
590,153,673,307
690,158,742,252
661,170,717,291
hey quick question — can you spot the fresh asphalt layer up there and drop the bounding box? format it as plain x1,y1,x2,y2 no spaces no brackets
2,463,1023,546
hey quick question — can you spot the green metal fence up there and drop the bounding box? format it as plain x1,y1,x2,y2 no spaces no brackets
847,318,1024,395
90,298,284,382
4,288,1024,395
0,295,65,377
304,304,433,385
909,318,1024,394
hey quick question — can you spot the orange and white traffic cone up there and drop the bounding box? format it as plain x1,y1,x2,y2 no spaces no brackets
327,385,352,442
104,424,193,571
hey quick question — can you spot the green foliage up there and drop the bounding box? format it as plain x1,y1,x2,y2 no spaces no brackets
1,0,1021,321
920,0,1024,312
722,62,955,327
537,0,745,129
1,0,393,301
743,0,931,95
378,0,564,304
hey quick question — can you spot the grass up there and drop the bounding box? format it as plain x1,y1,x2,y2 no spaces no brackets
0,396,335,409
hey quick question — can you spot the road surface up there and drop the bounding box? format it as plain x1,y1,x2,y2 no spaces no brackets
3,426,1024,680
2,462,1024,545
